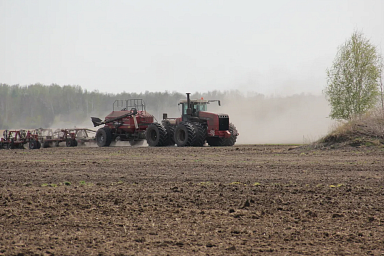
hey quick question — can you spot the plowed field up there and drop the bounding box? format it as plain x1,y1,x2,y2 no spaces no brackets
1,145,384,255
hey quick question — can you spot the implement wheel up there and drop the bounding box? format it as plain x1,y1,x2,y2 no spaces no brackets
29,140,39,149
66,139,77,147
96,127,112,147
146,123,167,147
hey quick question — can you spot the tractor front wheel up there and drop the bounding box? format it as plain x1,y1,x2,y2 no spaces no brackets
146,123,167,147
174,122,196,147
207,123,238,147
222,123,238,146
96,127,112,147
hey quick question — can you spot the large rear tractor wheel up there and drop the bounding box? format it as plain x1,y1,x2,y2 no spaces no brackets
162,121,175,146
174,122,197,147
192,123,206,147
129,140,144,147
146,123,167,147
96,127,113,147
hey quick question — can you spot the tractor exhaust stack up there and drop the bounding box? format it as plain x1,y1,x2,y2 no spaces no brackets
186,93,192,115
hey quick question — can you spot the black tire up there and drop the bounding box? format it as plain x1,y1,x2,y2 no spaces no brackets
174,121,196,147
162,121,175,146
29,140,37,149
73,140,78,147
66,139,72,147
96,127,113,147
129,140,144,146
207,123,238,147
207,137,224,146
222,123,238,146
192,123,206,147
36,141,41,149
146,123,167,147
42,141,50,148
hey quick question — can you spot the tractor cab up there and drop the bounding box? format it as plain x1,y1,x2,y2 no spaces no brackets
180,99,208,116
178,95,220,121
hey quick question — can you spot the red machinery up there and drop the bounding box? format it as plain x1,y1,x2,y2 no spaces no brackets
91,99,154,147
146,93,238,147
0,130,41,149
32,128,78,148
67,128,96,146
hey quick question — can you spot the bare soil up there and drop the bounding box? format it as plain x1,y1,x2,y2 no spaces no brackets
1,145,384,255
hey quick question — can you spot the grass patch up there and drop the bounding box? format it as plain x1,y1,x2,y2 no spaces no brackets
313,108,384,149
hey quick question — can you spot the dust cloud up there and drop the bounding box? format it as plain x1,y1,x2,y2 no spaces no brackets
197,92,334,144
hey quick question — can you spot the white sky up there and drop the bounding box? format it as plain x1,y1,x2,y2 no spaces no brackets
1,0,383,95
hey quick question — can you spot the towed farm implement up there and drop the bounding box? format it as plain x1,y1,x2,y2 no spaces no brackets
91,99,154,147
33,128,96,148
0,130,41,149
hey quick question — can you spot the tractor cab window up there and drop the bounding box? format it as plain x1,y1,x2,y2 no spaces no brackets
196,103,207,112
183,103,188,115
183,102,208,115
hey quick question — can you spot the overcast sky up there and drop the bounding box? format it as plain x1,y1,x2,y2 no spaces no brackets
1,0,383,95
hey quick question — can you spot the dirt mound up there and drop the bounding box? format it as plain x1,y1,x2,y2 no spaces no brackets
314,109,384,149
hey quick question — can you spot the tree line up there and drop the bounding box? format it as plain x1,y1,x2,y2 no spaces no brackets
0,84,261,129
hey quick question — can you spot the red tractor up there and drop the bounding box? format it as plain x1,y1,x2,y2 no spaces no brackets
0,130,41,149
146,93,238,147
91,99,154,147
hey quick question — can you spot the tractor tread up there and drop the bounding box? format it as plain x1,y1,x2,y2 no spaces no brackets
146,123,168,147
192,123,206,147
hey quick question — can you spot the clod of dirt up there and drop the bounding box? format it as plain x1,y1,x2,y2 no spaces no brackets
228,208,235,213
226,246,236,251
332,213,344,218
240,199,250,209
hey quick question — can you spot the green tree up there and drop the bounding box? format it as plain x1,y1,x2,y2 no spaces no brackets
324,31,383,120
